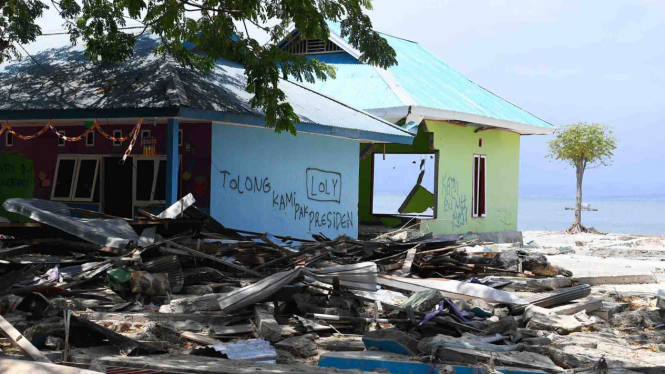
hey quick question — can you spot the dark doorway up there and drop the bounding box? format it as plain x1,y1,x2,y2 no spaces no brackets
103,157,133,218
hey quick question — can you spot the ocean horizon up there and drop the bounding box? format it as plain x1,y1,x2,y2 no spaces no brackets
518,196,665,235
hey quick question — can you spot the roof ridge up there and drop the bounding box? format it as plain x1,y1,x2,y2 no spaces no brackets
164,57,191,107
375,31,417,43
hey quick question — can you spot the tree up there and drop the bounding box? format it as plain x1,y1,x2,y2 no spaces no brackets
0,0,397,135
547,122,617,233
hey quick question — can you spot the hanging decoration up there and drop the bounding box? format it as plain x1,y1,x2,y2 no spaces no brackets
121,120,142,164
0,118,144,164
1,119,142,143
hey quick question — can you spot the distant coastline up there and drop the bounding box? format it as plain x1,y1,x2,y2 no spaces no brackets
518,196,665,235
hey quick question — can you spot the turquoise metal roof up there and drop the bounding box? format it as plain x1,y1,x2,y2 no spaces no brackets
297,22,553,131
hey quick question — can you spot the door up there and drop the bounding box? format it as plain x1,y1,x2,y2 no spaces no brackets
103,157,134,218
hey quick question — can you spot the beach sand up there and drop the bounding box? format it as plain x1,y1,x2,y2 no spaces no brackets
523,230,665,282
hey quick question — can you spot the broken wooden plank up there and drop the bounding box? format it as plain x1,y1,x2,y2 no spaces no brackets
0,314,51,363
400,245,420,275
163,240,266,278
252,241,329,271
74,311,232,325
180,331,224,346
378,274,527,305
0,359,100,374
572,274,656,285
70,315,164,355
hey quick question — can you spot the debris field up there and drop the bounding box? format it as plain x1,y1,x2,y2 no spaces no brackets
0,195,663,374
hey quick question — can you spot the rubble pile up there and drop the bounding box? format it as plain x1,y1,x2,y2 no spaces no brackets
0,196,663,374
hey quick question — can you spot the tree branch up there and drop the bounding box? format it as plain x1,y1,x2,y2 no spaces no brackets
180,0,242,14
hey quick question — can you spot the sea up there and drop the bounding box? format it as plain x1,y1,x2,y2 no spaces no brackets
518,196,665,235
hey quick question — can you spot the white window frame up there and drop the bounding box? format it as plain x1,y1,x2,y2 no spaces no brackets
71,156,101,202
5,132,13,147
51,155,101,202
113,130,122,147
133,155,167,206
472,154,487,218
58,131,66,147
51,155,79,201
85,131,95,147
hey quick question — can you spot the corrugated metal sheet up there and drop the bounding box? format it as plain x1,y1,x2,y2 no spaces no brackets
2,198,139,248
140,255,184,293
298,21,553,130
0,33,413,141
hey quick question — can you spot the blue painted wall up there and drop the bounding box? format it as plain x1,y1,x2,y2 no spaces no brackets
210,124,360,239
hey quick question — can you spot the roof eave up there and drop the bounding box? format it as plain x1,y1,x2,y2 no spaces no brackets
0,107,180,121
178,108,414,144
365,106,555,135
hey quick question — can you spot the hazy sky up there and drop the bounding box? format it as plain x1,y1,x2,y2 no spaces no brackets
31,1,665,198
365,0,665,198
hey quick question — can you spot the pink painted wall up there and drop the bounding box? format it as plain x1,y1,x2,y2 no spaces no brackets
0,121,211,209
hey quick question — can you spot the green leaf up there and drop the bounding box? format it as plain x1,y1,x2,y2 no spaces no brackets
0,0,397,135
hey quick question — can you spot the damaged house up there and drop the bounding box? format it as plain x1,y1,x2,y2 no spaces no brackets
280,22,555,240
0,33,413,239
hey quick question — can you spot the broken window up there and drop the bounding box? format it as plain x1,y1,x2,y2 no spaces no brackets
52,156,100,201
134,157,167,205
73,158,100,201
372,153,436,217
52,157,77,200
473,154,486,217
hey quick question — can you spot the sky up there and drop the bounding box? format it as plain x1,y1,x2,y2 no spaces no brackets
364,0,665,198
30,1,665,198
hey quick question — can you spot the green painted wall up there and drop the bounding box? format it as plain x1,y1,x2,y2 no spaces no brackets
359,120,520,234
0,153,35,222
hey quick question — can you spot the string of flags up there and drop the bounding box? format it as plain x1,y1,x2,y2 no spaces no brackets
0,118,144,164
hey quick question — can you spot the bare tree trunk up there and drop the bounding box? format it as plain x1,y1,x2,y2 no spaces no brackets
574,158,584,225
567,157,587,234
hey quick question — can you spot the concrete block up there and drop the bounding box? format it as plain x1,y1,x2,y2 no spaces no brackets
254,306,281,342
657,290,665,309
525,278,574,292
363,329,420,356
522,305,551,325
589,302,629,321
526,313,582,335
549,299,602,316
